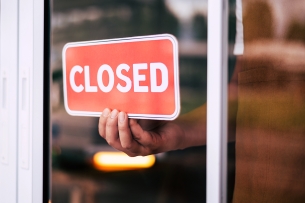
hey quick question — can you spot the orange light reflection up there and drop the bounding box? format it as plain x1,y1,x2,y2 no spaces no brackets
93,151,156,171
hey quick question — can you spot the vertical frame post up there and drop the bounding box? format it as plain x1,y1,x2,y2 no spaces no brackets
18,0,50,202
0,0,18,202
18,0,34,201
32,0,51,202
206,0,228,202
0,0,50,202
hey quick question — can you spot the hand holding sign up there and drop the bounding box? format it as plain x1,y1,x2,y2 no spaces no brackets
98,108,187,156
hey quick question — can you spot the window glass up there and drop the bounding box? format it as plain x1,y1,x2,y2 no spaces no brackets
51,0,208,202
227,0,305,202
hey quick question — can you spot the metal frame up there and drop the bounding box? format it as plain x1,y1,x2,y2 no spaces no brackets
207,0,228,202
0,0,19,201
0,0,228,201
0,0,50,202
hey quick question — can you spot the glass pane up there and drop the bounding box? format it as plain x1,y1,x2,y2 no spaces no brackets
51,0,208,202
227,0,305,202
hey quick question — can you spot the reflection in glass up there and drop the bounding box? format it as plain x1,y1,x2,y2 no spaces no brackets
228,0,305,202
93,152,155,171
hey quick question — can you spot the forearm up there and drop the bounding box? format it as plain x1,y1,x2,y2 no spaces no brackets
172,56,241,148
173,105,207,149
176,56,242,146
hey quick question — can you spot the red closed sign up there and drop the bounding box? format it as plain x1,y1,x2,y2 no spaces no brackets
62,34,180,120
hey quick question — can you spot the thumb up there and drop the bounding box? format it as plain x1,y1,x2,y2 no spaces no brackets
129,119,154,146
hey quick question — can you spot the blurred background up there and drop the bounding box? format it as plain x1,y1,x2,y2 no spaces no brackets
51,0,209,202
50,0,305,202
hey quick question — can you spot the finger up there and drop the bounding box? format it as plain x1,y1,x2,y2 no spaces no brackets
98,108,111,139
118,112,142,154
100,109,138,157
105,109,120,146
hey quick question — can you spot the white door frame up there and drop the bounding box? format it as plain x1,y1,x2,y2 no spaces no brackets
0,0,50,202
1,0,228,202
0,1,19,201
207,0,228,202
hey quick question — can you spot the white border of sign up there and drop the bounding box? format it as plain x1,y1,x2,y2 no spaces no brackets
62,34,180,120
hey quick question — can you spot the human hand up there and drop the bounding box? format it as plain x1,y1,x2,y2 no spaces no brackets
98,108,186,156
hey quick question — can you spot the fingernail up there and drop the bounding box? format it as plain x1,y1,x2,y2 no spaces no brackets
118,112,125,123
110,109,118,119
102,108,110,117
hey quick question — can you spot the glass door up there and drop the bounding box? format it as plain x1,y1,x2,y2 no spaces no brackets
51,0,208,202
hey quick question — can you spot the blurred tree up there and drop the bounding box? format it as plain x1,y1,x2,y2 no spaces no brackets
228,12,236,42
243,1,274,42
53,0,179,41
286,21,305,44
128,0,179,36
192,14,207,40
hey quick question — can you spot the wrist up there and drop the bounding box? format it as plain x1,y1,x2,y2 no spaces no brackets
174,120,206,150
